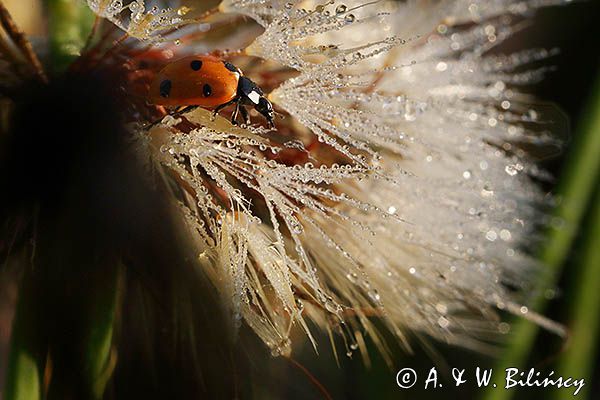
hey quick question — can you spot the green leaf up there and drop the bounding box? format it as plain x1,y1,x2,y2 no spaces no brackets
552,186,600,399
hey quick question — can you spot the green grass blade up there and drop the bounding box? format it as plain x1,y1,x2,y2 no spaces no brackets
83,262,120,400
4,272,44,400
481,72,600,400
552,186,600,399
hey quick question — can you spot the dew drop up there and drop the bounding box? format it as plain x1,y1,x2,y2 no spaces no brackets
335,4,347,14
435,61,448,72
368,289,381,302
519,306,528,314
177,6,190,16
505,165,518,176
346,272,358,283
485,230,497,241
438,316,450,328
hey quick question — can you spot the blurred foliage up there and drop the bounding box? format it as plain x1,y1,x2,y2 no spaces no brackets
47,0,94,73
550,76,600,400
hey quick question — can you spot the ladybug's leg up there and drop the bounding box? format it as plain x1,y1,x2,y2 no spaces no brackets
212,97,237,119
173,105,198,117
231,99,242,125
266,114,275,129
239,106,251,126
145,105,197,128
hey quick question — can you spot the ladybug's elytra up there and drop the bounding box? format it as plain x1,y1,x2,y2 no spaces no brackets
148,55,275,128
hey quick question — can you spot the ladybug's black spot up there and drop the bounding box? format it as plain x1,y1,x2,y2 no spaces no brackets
223,61,238,73
160,79,171,98
203,84,212,97
190,60,202,71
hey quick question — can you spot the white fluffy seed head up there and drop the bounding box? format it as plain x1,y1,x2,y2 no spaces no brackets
88,0,569,358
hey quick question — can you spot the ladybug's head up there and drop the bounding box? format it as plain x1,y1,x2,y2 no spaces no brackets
255,97,274,128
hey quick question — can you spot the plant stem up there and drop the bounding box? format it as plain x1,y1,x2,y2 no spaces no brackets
552,186,600,399
482,72,600,400
0,2,47,82
83,262,121,400
4,268,44,400
5,257,120,400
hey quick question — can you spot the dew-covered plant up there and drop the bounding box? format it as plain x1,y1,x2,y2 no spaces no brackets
2,0,569,370
87,0,571,360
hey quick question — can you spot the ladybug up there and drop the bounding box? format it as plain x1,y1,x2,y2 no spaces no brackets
148,55,275,128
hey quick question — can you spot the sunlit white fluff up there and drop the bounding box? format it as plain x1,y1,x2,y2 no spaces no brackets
86,0,191,40
89,0,567,360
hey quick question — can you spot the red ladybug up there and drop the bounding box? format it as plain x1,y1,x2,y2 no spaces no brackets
148,55,274,128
